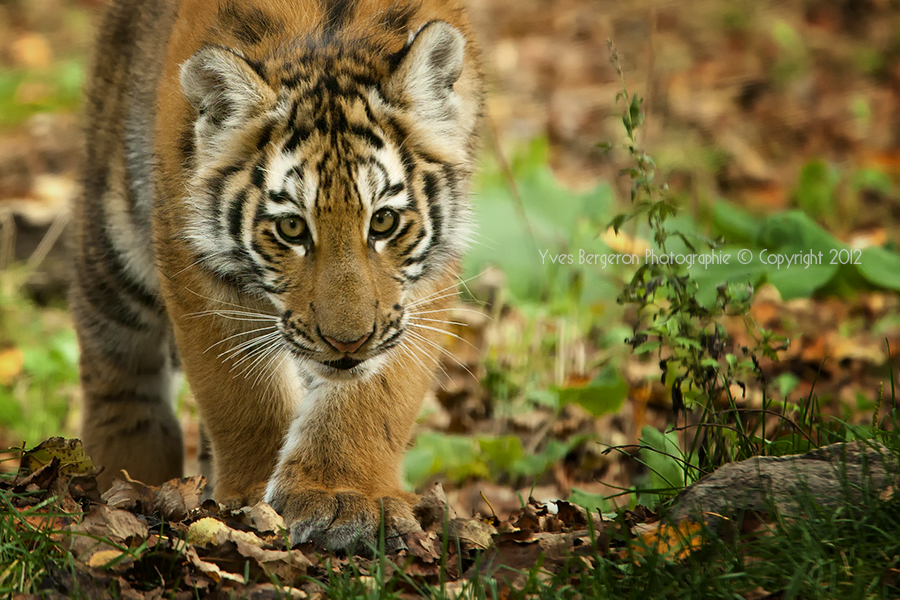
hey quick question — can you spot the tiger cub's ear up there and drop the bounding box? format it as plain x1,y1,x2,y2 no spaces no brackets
180,46,275,143
387,21,469,154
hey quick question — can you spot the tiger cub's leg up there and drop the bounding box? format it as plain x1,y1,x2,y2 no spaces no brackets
159,287,296,507
262,296,452,551
71,206,182,490
71,298,182,489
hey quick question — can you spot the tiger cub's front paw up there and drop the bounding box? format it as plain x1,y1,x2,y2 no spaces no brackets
268,488,421,553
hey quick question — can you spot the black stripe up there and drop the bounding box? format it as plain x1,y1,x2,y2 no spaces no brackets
281,73,304,88
422,171,443,253
261,230,292,253
251,205,279,261
218,1,282,45
322,0,358,34
349,124,384,149
257,121,275,150
251,237,276,265
285,125,312,152
209,164,243,226
381,3,416,35
398,226,426,258
362,100,380,128
386,117,415,177
94,220,161,313
262,283,286,294
268,191,292,204
228,189,249,239
402,253,424,267
442,163,461,223
386,35,414,72
379,327,404,350
178,125,195,167
381,182,405,199
77,273,146,331
93,393,164,405
394,221,413,243
252,162,267,188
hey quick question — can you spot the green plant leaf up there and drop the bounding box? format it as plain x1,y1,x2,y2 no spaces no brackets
568,487,610,513
711,201,763,244
556,365,628,416
404,432,488,488
513,438,583,478
478,436,527,472
639,425,686,493
858,246,900,290
793,159,839,220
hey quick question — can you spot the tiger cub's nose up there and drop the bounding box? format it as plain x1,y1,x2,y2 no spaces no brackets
323,332,371,354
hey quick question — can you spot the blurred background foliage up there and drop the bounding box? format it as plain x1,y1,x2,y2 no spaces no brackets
1,0,900,517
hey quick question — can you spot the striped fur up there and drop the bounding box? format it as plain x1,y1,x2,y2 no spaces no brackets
71,0,483,551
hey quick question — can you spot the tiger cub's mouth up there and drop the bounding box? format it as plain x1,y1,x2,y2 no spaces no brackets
321,357,364,371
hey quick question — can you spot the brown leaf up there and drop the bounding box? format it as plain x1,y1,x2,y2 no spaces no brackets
18,508,74,537
151,475,206,521
624,505,658,526
101,478,142,511
555,500,589,529
413,482,457,531
228,501,286,534
232,583,306,599
483,529,602,589
68,474,101,504
12,457,60,498
187,517,237,547
180,544,245,583
402,529,442,563
67,504,148,560
449,517,495,551
103,472,206,520
511,503,541,532
232,537,312,581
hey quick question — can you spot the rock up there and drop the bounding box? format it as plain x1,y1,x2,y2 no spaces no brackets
667,441,897,528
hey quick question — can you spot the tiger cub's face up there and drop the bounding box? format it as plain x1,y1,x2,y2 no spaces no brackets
179,22,477,381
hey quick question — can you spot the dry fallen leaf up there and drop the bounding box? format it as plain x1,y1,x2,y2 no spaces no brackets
19,508,74,537
151,475,206,521
101,477,142,511
67,504,148,561
85,548,133,571
0,347,24,385
187,516,267,549
627,520,704,562
413,482,457,531
449,517,496,551
20,437,96,478
180,544,246,584
229,500,286,534
11,34,52,68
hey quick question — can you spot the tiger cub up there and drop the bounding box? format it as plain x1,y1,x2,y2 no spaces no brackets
71,0,483,550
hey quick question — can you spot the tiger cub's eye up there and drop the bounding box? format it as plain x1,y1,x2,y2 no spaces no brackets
370,208,399,239
276,216,308,243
